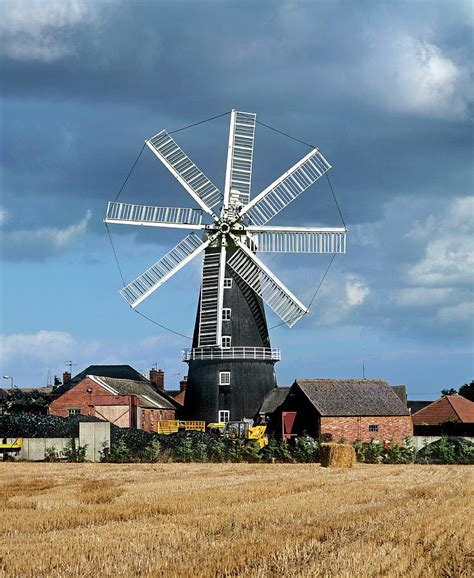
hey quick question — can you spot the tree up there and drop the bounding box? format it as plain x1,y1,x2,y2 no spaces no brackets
441,388,458,396
458,381,474,402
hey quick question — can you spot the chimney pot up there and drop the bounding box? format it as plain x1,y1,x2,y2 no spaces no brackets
149,368,164,391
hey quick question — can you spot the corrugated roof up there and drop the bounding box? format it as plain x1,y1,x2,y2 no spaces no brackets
294,379,410,417
259,387,290,414
90,376,175,410
412,395,474,425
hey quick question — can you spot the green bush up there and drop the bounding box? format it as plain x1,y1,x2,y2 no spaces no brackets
416,436,474,465
141,440,161,462
352,439,365,462
62,438,87,462
100,439,130,463
44,446,59,462
383,438,416,464
173,435,194,463
293,436,320,462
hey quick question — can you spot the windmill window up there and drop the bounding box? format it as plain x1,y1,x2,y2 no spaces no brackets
219,371,231,385
68,408,80,416
221,336,231,349
369,424,379,433
224,278,232,289
218,410,230,423
222,308,231,321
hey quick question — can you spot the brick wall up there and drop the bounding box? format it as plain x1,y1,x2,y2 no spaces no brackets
49,377,111,418
49,378,176,431
320,415,413,443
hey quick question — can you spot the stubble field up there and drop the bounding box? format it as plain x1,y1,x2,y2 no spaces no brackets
0,462,472,577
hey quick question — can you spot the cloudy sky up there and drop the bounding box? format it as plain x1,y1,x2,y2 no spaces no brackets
0,0,472,398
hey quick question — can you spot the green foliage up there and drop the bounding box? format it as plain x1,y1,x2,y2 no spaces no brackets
173,435,194,463
441,387,458,396
261,437,294,463
292,436,320,463
193,441,209,462
458,381,474,402
100,439,131,463
208,439,226,462
141,440,161,462
44,446,60,462
352,439,365,462
62,438,87,462
416,436,474,465
383,438,416,464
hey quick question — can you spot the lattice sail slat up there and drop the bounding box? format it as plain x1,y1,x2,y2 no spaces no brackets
227,247,307,327
224,110,256,207
147,130,222,214
120,233,207,308
198,251,222,346
252,230,346,253
105,202,203,228
241,149,331,226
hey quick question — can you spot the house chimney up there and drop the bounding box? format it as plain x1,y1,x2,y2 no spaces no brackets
179,376,187,392
149,368,164,391
63,371,71,385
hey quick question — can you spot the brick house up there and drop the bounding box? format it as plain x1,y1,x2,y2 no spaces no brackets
264,379,412,443
49,375,177,432
412,395,474,436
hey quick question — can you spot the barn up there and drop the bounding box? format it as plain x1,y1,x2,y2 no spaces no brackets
49,375,177,432
263,379,412,443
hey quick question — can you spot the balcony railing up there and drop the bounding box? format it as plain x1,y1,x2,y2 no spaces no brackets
182,347,281,362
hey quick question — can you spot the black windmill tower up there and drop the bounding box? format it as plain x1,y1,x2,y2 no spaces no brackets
105,110,346,423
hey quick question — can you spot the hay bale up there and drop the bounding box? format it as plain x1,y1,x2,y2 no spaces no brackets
320,443,356,468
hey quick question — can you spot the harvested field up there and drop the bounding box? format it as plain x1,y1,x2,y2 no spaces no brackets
0,463,472,577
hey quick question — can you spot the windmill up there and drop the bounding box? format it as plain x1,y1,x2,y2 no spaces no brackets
104,110,346,423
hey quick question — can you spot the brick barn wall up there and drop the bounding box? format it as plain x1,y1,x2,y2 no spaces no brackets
49,378,111,419
140,409,175,432
320,416,413,443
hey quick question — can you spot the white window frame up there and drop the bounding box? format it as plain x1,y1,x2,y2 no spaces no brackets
68,408,80,416
219,371,231,385
222,308,231,321
224,277,232,289
221,335,231,349
368,424,379,433
218,410,230,423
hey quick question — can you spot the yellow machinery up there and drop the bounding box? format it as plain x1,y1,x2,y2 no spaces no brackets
0,437,22,460
156,420,206,434
156,420,267,448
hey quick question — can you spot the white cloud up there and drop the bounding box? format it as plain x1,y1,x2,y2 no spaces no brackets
2,210,92,260
437,301,474,324
1,0,99,62
346,276,370,307
0,208,7,225
406,197,474,287
0,330,75,365
391,37,465,117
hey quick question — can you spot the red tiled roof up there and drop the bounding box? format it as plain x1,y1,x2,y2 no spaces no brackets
448,395,474,423
412,395,474,425
172,389,186,406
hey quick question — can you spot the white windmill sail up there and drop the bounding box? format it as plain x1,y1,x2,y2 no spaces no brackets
105,202,204,229
238,149,331,226
223,110,257,209
197,244,226,347
120,233,210,308
247,225,346,253
146,130,222,218
228,237,308,327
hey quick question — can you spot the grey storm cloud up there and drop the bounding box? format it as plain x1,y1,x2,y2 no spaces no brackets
0,0,472,350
